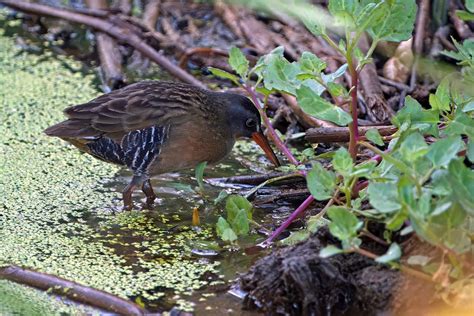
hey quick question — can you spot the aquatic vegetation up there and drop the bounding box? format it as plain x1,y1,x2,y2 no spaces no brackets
0,14,220,310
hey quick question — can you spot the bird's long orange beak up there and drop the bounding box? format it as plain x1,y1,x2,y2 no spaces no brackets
251,132,281,167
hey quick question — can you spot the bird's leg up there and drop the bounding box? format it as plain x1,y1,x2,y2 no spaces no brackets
122,176,143,211
142,179,157,209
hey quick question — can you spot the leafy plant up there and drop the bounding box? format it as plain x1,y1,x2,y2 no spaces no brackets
216,195,254,243
211,0,474,302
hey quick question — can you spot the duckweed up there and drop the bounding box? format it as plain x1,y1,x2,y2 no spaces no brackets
0,12,220,311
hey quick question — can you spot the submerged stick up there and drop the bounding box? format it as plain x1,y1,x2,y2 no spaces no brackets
0,265,146,315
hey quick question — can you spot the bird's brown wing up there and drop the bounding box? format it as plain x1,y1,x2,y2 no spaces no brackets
44,81,208,141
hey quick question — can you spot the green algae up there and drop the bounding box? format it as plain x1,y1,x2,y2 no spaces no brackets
0,12,221,311
0,280,94,315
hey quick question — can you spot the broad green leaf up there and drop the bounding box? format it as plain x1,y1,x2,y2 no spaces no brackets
262,51,301,95
467,138,474,163
447,160,474,214
299,52,326,74
365,128,384,146
230,209,250,236
228,47,249,78
328,0,357,28
332,147,353,177
445,111,474,138
297,85,352,126
226,195,253,222
467,0,474,12
355,1,387,32
393,96,439,136
216,217,238,242
208,67,240,85
366,0,417,42
375,243,401,263
398,132,429,163
429,78,450,112
195,161,207,192
319,245,344,258
327,206,363,241
327,82,346,97
368,182,401,213
426,136,464,168
307,162,337,200
463,101,474,112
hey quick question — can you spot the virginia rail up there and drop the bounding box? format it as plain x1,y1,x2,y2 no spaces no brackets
45,81,280,210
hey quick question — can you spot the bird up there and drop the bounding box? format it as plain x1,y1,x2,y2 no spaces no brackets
44,80,280,210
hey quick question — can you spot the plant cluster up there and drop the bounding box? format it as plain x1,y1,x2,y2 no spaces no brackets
210,0,474,304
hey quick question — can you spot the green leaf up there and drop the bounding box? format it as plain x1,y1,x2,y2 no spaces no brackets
447,160,474,214
213,190,229,205
230,208,250,236
467,0,474,12
327,206,363,242
216,217,237,242
355,1,387,33
195,161,207,192
226,195,253,222
375,243,401,263
393,96,440,136
307,162,337,200
445,111,474,138
332,147,353,177
328,0,357,28
319,245,344,258
456,10,474,21
429,78,451,112
228,47,249,79
299,52,326,74
398,132,429,163
426,136,464,168
207,67,240,85
366,0,417,42
327,82,346,97
321,64,348,84
297,85,352,126
365,128,384,146
261,49,301,95
368,182,401,213
280,230,310,246
467,138,474,163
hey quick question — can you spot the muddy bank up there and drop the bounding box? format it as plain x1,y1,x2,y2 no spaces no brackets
240,228,435,315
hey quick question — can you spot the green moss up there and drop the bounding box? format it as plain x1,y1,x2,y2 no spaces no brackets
0,12,219,311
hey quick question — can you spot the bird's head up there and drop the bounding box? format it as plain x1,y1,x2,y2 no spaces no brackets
219,93,280,167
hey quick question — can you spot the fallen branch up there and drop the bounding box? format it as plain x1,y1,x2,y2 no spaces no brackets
305,125,397,143
0,0,205,89
0,265,146,315
85,0,125,91
359,35,394,122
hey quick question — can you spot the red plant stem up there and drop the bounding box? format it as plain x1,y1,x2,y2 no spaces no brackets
261,195,315,245
243,84,300,166
347,56,359,161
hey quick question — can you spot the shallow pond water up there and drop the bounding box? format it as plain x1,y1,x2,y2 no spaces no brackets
0,12,281,314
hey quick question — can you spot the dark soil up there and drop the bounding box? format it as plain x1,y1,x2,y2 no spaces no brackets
240,228,434,316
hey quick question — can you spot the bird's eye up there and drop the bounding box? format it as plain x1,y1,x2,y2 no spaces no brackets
245,118,256,128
